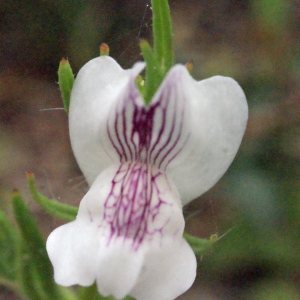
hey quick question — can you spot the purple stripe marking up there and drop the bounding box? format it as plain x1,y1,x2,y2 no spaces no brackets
101,162,170,250
106,73,190,169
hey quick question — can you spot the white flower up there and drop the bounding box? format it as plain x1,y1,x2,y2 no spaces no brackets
46,56,248,300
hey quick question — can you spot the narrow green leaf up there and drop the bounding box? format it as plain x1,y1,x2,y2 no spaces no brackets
184,232,217,256
139,40,163,105
27,172,78,221
151,0,174,74
151,0,163,63
12,190,62,299
20,242,47,300
0,210,18,281
58,58,74,114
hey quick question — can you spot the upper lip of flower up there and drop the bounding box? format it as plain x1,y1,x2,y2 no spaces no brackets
69,55,248,204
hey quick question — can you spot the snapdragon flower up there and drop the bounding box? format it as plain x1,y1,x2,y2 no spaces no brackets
46,56,248,300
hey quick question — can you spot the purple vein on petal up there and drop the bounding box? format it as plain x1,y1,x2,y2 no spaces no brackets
101,162,170,250
106,69,190,170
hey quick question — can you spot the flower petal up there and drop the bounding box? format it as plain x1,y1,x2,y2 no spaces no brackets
46,219,99,286
69,57,247,204
155,66,248,204
69,56,145,186
95,239,144,299
46,162,192,298
130,238,196,300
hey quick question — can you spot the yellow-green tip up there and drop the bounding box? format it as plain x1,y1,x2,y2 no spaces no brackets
12,189,20,196
60,57,70,67
185,60,194,74
210,234,218,243
100,43,110,56
26,172,34,179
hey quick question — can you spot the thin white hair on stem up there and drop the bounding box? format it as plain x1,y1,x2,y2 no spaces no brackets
39,108,65,112
217,226,236,241
67,174,86,183
38,170,59,200
209,197,219,236
137,1,151,37
184,210,202,222
109,1,152,67
107,1,151,45
69,178,88,192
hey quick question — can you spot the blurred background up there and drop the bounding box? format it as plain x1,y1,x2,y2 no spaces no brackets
0,0,299,299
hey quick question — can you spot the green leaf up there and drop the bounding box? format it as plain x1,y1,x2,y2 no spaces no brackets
20,241,47,300
0,210,19,281
184,233,217,256
139,0,174,105
139,40,163,105
151,0,174,74
12,190,63,299
58,58,74,114
27,172,78,221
